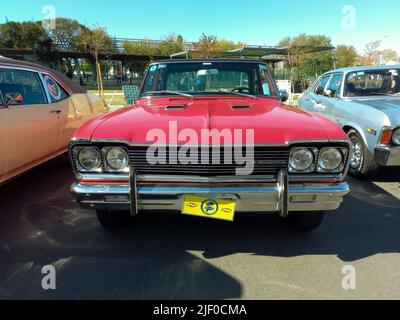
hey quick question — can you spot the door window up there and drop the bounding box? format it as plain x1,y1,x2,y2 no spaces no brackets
326,74,343,98
0,69,47,106
42,75,69,103
314,75,331,95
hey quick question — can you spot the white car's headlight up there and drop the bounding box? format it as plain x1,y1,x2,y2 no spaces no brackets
105,147,129,171
318,148,343,172
289,148,314,172
77,147,102,171
392,128,400,145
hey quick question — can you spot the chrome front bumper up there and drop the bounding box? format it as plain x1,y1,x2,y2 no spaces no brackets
71,174,350,216
375,146,400,166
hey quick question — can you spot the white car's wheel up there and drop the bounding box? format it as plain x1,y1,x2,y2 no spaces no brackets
347,129,380,178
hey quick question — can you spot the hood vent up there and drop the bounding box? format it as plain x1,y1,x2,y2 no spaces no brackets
232,105,251,110
166,105,186,110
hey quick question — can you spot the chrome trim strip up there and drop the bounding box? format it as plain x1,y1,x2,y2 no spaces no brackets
70,181,351,213
38,72,52,104
75,173,343,183
85,138,351,147
130,169,138,216
277,170,289,217
71,182,351,196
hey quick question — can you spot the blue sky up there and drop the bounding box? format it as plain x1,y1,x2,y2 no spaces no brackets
1,0,399,53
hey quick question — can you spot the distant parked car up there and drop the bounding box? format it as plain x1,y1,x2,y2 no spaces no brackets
0,57,109,185
298,65,400,177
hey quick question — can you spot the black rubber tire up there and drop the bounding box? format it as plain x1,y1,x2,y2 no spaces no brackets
96,210,132,229
347,129,380,179
287,211,325,231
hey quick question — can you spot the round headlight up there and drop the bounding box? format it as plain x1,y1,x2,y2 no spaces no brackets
105,147,129,171
318,148,343,171
78,148,101,171
392,128,400,145
289,148,314,171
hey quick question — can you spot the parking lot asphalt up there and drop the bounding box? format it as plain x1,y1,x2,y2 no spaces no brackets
0,157,399,300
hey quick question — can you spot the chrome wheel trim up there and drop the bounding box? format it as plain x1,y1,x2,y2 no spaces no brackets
349,136,363,171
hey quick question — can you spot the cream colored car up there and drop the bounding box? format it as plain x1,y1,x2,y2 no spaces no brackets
0,57,109,185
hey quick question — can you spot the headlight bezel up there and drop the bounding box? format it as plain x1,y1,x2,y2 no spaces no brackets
288,147,317,173
103,147,130,172
392,128,400,146
317,147,347,173
76,147,102,172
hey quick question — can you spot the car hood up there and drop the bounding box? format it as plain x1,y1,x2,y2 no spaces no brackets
353,97,400,124
90,97,346,144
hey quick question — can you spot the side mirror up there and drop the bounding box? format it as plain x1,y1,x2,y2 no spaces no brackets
323,89,332,98
280,91,289,102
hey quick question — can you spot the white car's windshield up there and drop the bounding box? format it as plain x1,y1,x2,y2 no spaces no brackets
140,62,279,98
344,69,400,97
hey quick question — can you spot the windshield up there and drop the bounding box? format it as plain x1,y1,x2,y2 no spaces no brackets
140,62,279,98
344,69,400,97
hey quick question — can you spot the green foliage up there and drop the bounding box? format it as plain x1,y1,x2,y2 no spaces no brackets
52,18,86,51
280,34,334,76
359,41,399,65
192,33,244,58
0,21,48,49
334,45,359,68
122,33,184,56
278,34,335,89
76,25,115,55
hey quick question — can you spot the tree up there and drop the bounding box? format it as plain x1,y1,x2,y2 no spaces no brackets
51,18,86,51
359,41,399,65
278,34,335,90
122,39,157,55
21,21,49,49
77,25,114,97
157,33,185,55
334,45,359,68
0,22,24,48
192,33,218,58
192,33,244,58
379,49,399,64
0,21,49,50
122,34,184,56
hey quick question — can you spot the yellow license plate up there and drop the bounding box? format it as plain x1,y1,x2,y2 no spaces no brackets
182,195,236,222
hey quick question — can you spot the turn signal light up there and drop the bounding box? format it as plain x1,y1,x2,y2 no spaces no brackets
380,129,393,145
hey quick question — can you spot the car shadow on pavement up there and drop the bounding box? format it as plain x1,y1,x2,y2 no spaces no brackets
0,157,242,299
0,159,399,299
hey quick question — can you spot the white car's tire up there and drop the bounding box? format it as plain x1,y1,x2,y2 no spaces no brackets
347,129,380,178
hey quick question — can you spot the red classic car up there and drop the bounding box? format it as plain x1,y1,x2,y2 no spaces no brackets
69,59,351,231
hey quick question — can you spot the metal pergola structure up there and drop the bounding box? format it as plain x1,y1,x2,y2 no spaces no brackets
170,45,335,65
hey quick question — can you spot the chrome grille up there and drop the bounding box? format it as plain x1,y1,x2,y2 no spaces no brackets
128,146,290,176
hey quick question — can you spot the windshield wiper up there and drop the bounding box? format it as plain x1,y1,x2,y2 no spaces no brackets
146,90,194,99
207,89,257,99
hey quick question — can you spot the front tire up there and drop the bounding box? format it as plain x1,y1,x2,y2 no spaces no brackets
96,210,132,229
347,129,380,178
287,211,325,231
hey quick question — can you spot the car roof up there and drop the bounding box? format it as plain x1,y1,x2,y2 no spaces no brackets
152,58,265,64
325,64,400,75
0,57,86,94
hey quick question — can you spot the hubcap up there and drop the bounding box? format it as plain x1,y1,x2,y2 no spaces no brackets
350,136,363,170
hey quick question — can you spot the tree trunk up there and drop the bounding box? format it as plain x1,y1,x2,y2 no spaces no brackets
95,57,104,98
95,57,101,95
